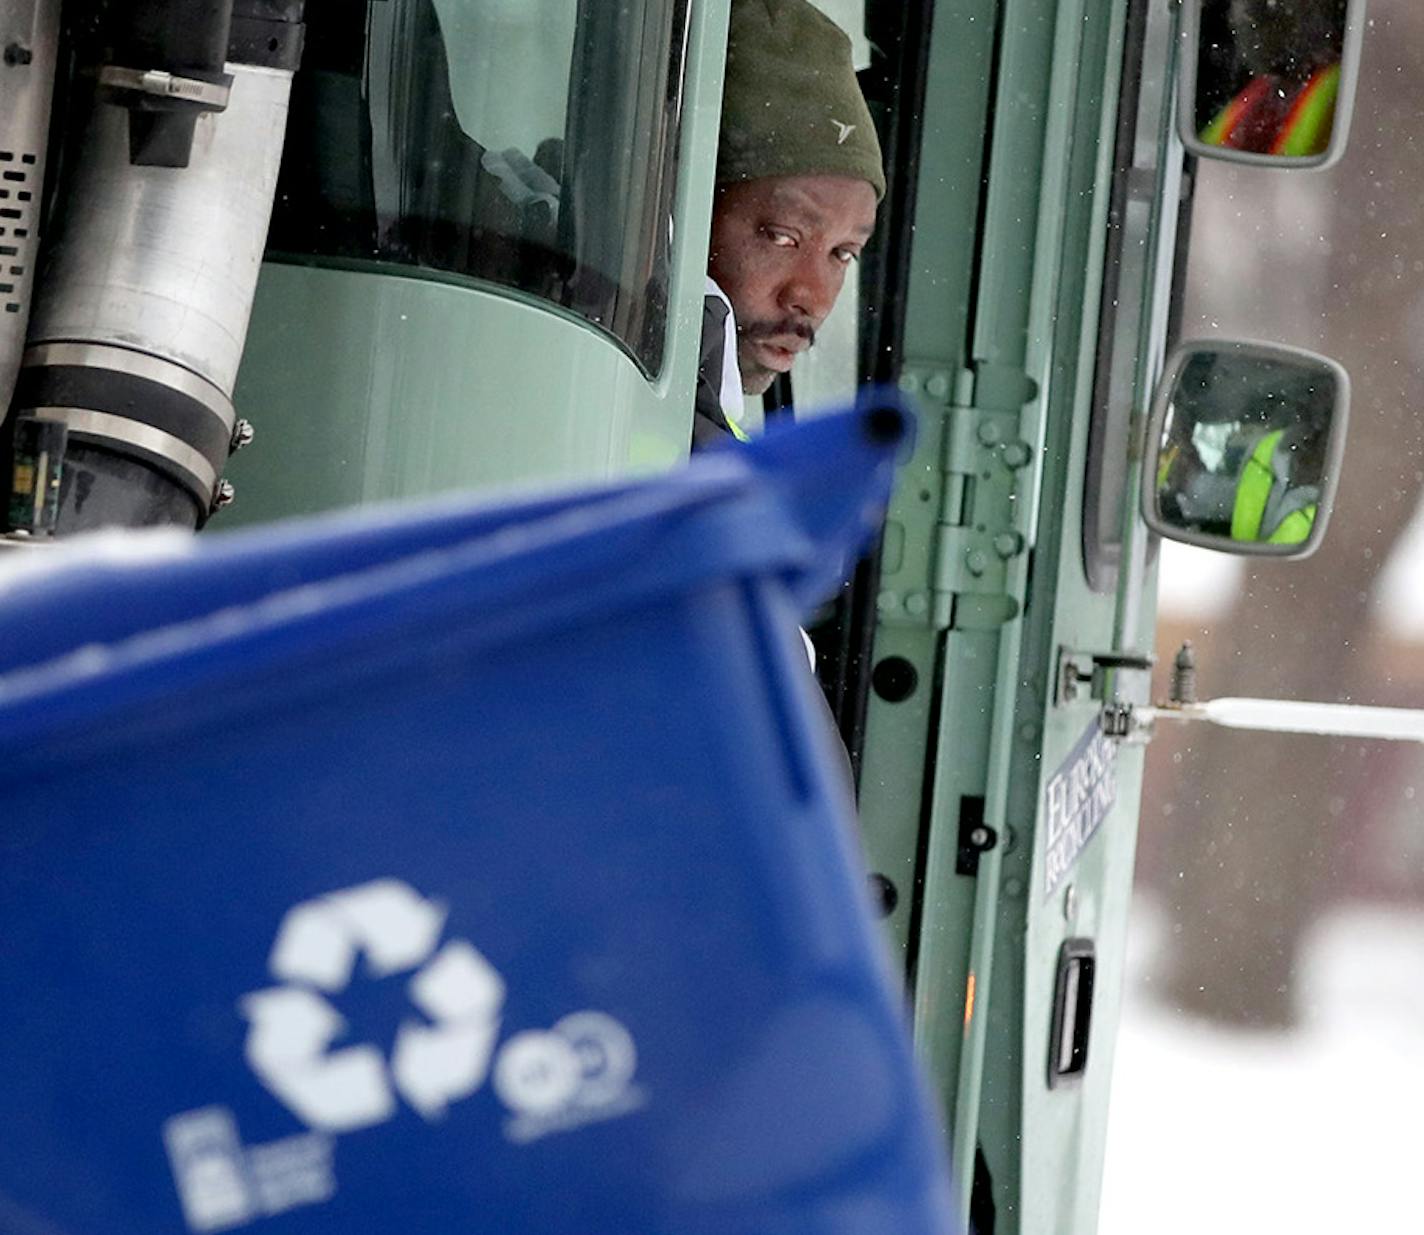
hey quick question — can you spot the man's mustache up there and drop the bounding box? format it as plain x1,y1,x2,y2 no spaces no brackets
738,317,817,349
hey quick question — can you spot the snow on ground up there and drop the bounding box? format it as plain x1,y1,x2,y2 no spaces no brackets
1098,899,1424,1234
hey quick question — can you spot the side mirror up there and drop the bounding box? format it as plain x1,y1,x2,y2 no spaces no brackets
1178,0,1366,169
1142,340,1348,558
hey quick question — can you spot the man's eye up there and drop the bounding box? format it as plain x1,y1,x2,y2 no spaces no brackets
764,228,797,247
833,248,860,265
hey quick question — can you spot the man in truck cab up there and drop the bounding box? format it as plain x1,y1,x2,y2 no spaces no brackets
694,0,886,446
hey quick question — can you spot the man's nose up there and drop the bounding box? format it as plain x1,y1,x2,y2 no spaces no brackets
779,254,840,323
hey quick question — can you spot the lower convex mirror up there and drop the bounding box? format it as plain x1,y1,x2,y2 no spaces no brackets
1142,340,1348,558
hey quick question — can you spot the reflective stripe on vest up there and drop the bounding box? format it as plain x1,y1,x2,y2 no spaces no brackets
1268,503,1317,546
1200,63,1340,158
1272,64,1341,157
1232,430,1317,545
1231,429,1285,542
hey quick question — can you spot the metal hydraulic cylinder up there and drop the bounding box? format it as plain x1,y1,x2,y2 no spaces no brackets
6,2,302,533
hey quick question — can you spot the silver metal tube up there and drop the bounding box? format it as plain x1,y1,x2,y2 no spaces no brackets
27,61,292,394
10,60,292,520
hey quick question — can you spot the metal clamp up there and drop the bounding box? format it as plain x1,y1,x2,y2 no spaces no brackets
26,406,218,503
98,66,232,111
1099,701,1154,745
1057,646,1155,705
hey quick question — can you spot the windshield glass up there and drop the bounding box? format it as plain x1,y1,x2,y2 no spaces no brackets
269,0,690,375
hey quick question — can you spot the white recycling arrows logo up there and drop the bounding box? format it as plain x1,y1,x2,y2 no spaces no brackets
240,880,506,1131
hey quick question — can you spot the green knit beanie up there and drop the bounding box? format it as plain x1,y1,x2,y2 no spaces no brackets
717,0,886,201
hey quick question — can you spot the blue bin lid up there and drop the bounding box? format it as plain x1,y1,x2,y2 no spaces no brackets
0,397,912,756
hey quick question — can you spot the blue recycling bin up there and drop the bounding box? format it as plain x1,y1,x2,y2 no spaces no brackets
0,400,957,1235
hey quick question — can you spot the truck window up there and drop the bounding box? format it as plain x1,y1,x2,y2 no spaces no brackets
267,0,689,376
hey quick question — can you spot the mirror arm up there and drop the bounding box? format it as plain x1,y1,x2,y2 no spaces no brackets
1109,643,1424,745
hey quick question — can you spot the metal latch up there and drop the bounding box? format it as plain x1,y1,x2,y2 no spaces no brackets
1096,641,1193,744
955,795,997,876
1056,647,1154,706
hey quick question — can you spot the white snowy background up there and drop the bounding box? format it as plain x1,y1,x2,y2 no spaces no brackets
1100,895,1424,1234
1100,538,1424,1232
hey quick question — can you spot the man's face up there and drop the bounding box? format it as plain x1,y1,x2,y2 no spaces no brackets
708,173,877,395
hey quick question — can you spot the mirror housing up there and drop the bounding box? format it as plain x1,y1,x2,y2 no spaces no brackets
1178,0,1366,170
1142,340,1349,558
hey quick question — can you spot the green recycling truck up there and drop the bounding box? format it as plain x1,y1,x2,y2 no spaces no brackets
0,0,1368,1230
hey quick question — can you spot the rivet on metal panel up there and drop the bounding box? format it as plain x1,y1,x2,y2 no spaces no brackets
976,418,1003,447
965,548,989,577
1001,440,1032,469
904,592,930,617
993,531,1025,559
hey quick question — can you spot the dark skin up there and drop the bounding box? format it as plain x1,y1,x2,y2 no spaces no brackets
707,174,878,395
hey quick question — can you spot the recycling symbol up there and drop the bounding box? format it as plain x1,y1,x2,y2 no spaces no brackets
241,879,506,1132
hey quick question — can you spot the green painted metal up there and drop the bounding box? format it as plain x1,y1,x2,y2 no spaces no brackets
221,0,732,529
976,0,1148,1225
969,0,1126,1224
224,270,686,524
857,0,1179,1231
854,0,1001,1008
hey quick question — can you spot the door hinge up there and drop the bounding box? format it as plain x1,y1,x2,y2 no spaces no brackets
877,362,1037,631
930,362,1037,631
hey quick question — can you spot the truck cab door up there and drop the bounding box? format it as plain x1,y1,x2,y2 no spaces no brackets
850,0,1182,1230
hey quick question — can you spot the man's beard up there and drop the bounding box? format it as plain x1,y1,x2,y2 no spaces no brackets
736,316,816,394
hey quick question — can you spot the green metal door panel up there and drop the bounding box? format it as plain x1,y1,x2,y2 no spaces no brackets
860,384,982,978
856,0,1002,1029
855,623,938,959
900,1,997,366
997,3,1175,1230
916,0,1115,1214
220,267,683,524
967,0,1155,1227
220,0,731,527
967,0,1062,371
909,629,1000,1038
862,0,1157,1227
857,0,1015,1119
1020,742,1147,1232
222,266,692,526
